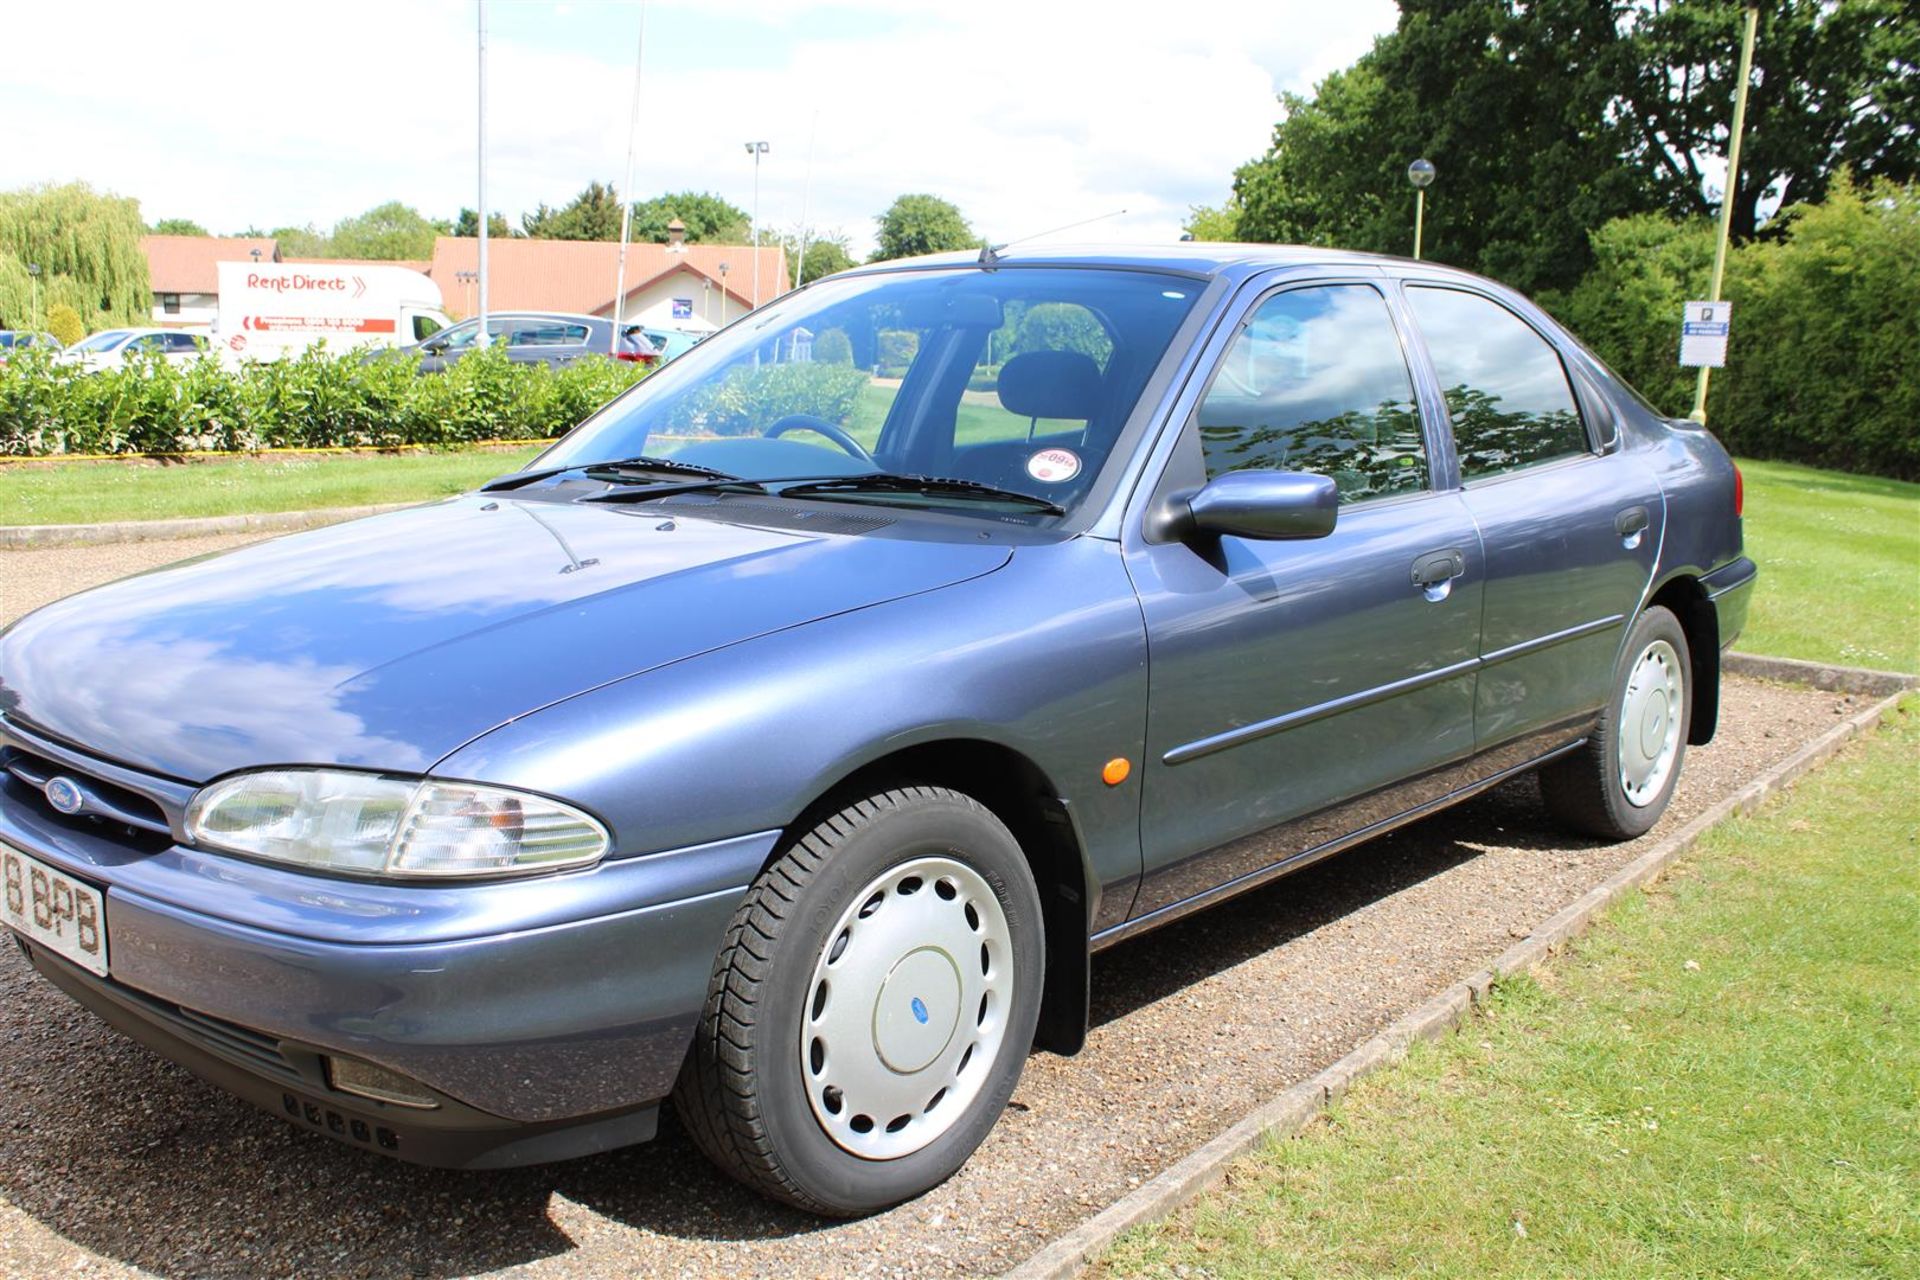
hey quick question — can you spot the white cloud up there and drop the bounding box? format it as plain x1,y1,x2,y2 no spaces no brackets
2,0,1395,255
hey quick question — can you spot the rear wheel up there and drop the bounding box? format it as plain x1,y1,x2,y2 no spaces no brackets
1541,605,1691,840
674,786,1044,1216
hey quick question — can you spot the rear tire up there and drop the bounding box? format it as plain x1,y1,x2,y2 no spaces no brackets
1541,605,1692,840
674,786,1044,1217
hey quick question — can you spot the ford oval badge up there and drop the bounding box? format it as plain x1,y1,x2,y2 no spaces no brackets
45,776,86,816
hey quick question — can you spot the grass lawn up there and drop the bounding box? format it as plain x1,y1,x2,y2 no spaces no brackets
1098,697,1918,1280
0,448,542,525
1737,459,1919,672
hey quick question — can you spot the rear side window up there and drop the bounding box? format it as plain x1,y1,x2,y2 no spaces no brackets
1197,284,1427,504
1406,287,1589,479
510,322,590,347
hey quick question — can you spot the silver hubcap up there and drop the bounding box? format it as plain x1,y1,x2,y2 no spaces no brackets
801,856,1012,1161
1619,638,1683,808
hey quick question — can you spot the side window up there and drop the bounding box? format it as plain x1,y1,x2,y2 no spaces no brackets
1196,284,1426,503
510,322,590,347
412,314,444,342
1405,287,1589,480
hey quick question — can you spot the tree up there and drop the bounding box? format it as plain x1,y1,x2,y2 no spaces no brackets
271,223,331,257
452,207,516,239
0,183,151,330
1227,0,1919,294
46,302,84,345
627,191,751,243
1234,0,1652,294
1183,200,1242,241
150,217,209,236
522,181,625,240
784,232,856,285
1618,0,1918,242
326,201,445,260
870,194,976,262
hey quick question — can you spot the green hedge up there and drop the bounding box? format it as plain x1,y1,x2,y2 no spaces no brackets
0,344,650,457
1549,174,1919,480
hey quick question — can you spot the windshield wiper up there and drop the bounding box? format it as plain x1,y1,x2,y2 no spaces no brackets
776,474,1066,515
480,455,739,493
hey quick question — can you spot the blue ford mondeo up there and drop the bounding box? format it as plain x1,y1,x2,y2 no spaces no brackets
0,245,1753,1215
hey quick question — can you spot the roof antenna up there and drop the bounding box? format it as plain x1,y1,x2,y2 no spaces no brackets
979,207,1127,268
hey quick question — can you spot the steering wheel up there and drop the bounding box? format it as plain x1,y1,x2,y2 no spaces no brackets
764,414,877,467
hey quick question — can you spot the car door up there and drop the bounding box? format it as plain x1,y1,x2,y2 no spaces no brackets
506,319,592,367
1401,284,1662,752
1123,277,1485,922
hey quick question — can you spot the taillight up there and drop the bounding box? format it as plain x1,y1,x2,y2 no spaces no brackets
615,350,656,364
1733,464,1744,517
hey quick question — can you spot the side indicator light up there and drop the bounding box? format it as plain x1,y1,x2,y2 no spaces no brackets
1102,758,1131,786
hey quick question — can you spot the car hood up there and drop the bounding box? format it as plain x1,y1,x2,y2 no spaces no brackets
0,496,1010,781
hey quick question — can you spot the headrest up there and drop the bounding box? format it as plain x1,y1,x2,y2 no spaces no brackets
997,350,1102,421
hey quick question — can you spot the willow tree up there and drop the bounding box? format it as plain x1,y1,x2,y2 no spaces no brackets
0,183,152,332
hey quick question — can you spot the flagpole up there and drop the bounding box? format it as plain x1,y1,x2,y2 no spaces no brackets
1690,4,1759,425
611,2,647,353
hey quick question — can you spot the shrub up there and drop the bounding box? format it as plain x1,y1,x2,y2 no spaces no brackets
46,304,84,347
1549,174,1919,480
684,362,871,437
875,329,918,377
0,346,650,457
814,327,854,366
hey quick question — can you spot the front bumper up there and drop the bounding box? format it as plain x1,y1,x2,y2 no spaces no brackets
0,742,774,1168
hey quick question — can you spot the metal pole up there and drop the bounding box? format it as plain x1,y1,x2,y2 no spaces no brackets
794,110,818,290
476,0,491,348
611,2,647,354
1691,4,1759,425
750,149,762,310
1413,189,1425,261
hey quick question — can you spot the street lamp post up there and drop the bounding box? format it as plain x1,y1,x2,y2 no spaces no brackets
25,264,41,331
1406,159,1436,260
456,269,479,317
744,140,769,309
718,262,731,326
476,0,491,347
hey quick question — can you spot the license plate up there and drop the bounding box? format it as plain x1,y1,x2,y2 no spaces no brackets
2,844,108,977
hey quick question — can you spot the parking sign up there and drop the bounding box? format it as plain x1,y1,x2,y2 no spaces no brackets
1680,301,1731,368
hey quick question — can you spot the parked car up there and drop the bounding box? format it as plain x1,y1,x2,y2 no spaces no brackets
0,245,1752,1216
638,326,702,362
55,327,207,371
388,311,657,373
0,331,61,364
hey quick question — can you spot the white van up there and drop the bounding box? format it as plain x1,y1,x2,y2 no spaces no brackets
210,262,450,363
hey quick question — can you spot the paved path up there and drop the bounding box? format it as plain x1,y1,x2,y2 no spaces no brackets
0,537,1864,1279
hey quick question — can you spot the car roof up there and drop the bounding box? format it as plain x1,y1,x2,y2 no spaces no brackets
456,310,605,324
840,241,1495,288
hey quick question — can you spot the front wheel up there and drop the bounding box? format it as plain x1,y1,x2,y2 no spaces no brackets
674,787,1044,1216
1540,605,1692,840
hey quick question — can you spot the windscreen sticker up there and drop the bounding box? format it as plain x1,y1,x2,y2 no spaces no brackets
1026,448,1082,484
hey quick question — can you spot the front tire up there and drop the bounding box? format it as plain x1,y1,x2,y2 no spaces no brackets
674,786,1044,1216
1540,605,1692,840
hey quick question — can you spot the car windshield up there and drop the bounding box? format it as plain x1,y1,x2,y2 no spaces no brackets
71,330,132,353
535,267,1201,521
0,333,26,349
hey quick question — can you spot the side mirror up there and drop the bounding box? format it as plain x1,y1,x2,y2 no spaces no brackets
1160,470,1338,542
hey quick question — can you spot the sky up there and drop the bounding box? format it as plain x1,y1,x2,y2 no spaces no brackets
3,0,1399,258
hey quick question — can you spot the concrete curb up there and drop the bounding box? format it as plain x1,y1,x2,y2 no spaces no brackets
1002,667,1911,1280
1723,650,1917,697
0,504,415,549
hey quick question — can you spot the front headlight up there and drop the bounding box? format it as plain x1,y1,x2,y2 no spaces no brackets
185,770,610,879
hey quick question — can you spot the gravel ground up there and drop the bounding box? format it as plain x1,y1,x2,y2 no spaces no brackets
0,534,1863,1279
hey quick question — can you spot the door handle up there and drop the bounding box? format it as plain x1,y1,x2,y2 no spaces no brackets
1411,548,1466,588
1615,504,1650,549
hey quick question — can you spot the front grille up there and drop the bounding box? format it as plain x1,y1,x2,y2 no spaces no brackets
107,980,303,1084
3,747,173,841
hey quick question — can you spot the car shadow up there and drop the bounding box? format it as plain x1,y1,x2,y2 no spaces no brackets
0,775,1586,1277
